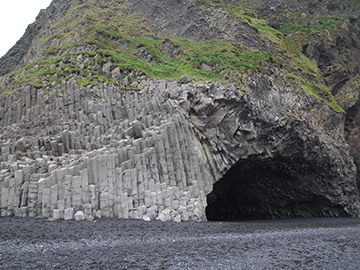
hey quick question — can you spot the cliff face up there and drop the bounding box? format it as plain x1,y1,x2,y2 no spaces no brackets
239,0,360,189
0,0,74,77
0,0,359,221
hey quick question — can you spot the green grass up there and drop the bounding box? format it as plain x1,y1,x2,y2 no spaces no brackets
4,34,272,93
194,2,321,77
1,0,345,114
303,83,345,113
272,11,358,38
2,0,276,93
284,72,345,114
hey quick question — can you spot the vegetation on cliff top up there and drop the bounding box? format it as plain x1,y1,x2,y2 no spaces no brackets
4,1,273,90
0,0,346,113
266,11,360,72
196,0,344,113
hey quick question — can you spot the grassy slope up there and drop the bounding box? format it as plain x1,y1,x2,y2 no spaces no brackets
1,0,345,113
5,0,271,89
196,0,344,113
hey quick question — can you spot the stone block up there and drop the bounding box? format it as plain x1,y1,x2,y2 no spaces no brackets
156,190,163,206
95,210,101,219
50,184,58,210
55,167,69,182
123,169,132,192
74,210,85,221
28,183,38,218
193,203,204,221
57,143,65,156
172,199,179,210
64,175,72,209
1,209,7,217
57,200,65,211
136,205,147,219
158,209,171,222
115,167,123,196
130,168,138,207
7,155,17,163
147,205,158,219
20,206,28,218
53,209,62,220
113,200,120,218
15,208,22,217
1,187,9,213
80,169,89,205
64,208,74,220
42,188,51,217
121,193,129,219
144,190,152,208
178,206,189,221
100,192,109,217
155,182,161,193
20,183,29,208
72,176,82,211
21,165,34,180
148,179,155,193
171,210,181,222
160,182,167,191
180,196,187,207
89,184,97,209
127,196,133,212
48,164,57,174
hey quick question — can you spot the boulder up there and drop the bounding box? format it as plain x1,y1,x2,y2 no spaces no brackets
74,211,85,221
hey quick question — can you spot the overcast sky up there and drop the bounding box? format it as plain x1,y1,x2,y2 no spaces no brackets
0,0,53,58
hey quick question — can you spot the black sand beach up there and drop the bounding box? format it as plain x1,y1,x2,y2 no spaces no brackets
1,217,360,269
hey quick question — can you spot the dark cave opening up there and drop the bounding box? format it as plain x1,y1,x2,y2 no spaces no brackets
205,156,348,221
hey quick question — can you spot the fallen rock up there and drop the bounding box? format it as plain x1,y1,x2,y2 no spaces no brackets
74,211,85,221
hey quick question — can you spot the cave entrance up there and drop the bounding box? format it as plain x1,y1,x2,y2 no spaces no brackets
205,155,347,221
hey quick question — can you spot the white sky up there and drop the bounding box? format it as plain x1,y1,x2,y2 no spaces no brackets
0,0,53,58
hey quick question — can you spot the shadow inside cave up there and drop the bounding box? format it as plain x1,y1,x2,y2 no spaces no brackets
205,155,348,221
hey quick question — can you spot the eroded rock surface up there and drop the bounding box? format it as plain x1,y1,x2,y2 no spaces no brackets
0,0,359,222
0,67,359,221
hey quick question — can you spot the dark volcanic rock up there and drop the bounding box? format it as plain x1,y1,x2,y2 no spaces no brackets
128,0,268,51
183,71,359,220
0,0,359,222
233,0,360,17
345,97,360,190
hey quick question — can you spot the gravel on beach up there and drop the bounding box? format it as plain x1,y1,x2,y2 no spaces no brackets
1,217,360,269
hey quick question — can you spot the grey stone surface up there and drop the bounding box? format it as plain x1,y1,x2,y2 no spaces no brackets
64,208,74,220
74,210,85,221
0,72,359,221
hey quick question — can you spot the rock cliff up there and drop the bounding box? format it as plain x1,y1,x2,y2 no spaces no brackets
0,0,359,221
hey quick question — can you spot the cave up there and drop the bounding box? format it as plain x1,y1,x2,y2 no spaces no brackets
206,155,348,221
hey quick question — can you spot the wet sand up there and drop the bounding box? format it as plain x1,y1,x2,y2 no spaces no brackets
1,217,360,269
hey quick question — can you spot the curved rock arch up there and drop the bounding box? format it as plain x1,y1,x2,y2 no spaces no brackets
1,69,359,221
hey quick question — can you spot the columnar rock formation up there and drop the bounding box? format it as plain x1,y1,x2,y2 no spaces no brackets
1,69,359,221
0,76,214,221
1,0,360,221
